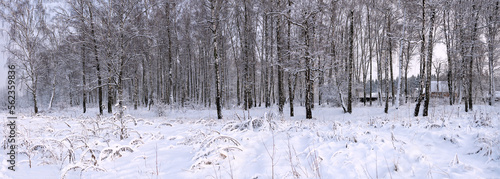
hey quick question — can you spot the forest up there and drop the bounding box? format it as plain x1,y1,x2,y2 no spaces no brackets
1,1,500,178
1,0,499,119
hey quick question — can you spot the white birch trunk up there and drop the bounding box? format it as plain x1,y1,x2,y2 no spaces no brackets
395,0,406,110
48,76,56,110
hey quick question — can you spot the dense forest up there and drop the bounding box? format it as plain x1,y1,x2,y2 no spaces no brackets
1,0,498,119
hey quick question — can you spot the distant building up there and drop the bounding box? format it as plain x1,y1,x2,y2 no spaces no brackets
410,81,454,100
358,81,461,102
358,92,379,102
430,81,450,97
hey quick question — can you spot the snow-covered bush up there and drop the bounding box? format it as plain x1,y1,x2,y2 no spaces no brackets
471,112,492,127
190,132,242,170
222,112,279,132
154,103,169,117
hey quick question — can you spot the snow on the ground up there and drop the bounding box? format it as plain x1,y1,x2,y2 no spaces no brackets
1,103,500,179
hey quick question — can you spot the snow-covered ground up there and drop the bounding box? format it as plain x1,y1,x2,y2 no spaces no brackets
1,103,499,179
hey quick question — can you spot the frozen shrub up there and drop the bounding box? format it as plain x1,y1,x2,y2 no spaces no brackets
191,134,242,170
471,112,492,127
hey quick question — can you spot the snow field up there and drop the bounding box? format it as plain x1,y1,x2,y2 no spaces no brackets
1,105,499,178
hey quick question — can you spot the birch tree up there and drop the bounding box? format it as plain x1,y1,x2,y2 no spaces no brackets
1,0,49,114
209,0,223,119
486,0,499,106
423,6,435,117
395,0,406,110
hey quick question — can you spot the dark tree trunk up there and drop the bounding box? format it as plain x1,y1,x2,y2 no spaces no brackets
443,8,454,105
368,6,373,106
468,3,479,111
89,5,103,115
276,0,285,114
82,40,87,113
388,14,395,105
142,53,149,106
288,0,294,117
305,22,313,119
405,41,410,104
423,8,435,117
107,65,113,114
166,2,173,105
414,0,426,117
487,1,499,106
347,10,354,114
243,0,253,110
211,0,223,119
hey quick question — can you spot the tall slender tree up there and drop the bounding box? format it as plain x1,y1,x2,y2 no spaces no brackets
414,0,426,116
423,7,435,117
210,0,223,119
347,10,354,114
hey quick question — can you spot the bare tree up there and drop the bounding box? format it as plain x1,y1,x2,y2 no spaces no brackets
423,6,435,117
1,0,50,114
209,0,223,119
347,10,354,114
395,0,407,110
414,0,426,117
3,0,497,118
486,0,499,106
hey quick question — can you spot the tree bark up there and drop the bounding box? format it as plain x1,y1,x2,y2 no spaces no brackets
347,10,354,114
211,0,223,119
368,6,373,106
443,8,454,105
487,1,499,105
287,0,294,117
243,0,253,110
276,0,285,114
82,39,87,113
134,73,139,110
388,13,395,106
468,3,480,111
166,2,174,105
89,4,103,115
107,67,113,114
396,2,406,110
414,0,425,117
405,40,410,104
423,7,435,117
305,20,313,119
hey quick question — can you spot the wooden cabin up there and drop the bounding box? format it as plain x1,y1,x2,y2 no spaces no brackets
358,92,379,102
430,81,450,97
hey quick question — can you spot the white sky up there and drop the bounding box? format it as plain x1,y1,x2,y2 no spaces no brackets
432,43,448,75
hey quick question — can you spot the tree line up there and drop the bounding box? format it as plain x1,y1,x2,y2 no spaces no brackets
1,0,498,119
